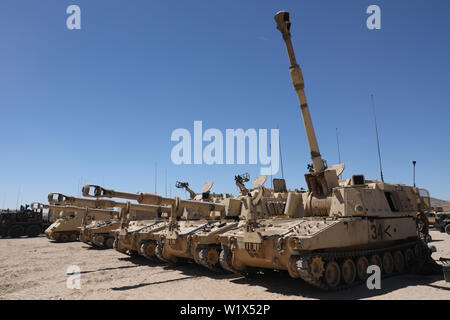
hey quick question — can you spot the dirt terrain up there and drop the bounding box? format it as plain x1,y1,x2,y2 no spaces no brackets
0,230,449,300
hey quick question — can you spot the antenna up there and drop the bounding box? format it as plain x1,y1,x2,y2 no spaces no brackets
336,128,341,164
278,125,285,179
412,161,416,187
371,94,384,182
336,128,342,179
270,140,273,190
165,169,167,197
2,192,6,209
154,163,157,194
15,185,21,210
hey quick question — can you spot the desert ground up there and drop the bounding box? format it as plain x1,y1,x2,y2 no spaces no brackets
0,230,449,300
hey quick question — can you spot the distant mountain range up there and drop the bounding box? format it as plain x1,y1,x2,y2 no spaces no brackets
430,197,450,207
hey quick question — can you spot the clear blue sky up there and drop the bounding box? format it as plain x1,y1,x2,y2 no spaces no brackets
1,0,449,208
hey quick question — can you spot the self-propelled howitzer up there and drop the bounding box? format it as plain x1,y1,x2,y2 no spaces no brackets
32,202,116,242
218,11,438,290
82,184,230,260
47,193,169,248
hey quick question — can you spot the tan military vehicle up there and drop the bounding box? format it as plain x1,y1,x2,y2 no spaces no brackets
218,11,438,290
49,192,168,248
81,185,171,256
47,193,119,247
155,177,283,271
82,184,225,262
153,181,242,270
32,202,115,242
112,202,170,257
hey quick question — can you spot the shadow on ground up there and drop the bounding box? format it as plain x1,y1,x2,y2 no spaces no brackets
228,270,447,299
74,245,449,298
154,260,448,299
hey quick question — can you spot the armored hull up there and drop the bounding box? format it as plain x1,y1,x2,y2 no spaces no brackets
45,217,81,242
220,215,427,287
157,219,242,271
81,219,120,248
115,219,166,257
44,209,114,242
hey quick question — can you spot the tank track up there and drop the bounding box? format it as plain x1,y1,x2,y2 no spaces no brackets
219,245,242,274
91,234,115,248
113,237,128,254
290,239,440,291
154,241,174,263
53,232,79,242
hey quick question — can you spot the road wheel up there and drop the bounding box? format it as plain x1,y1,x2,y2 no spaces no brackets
70,233,78,242
382,252,394,274
198,247,221,271
114,238,128,254
193,247,202,265
324,261,341,288
154,242,171,263
356,256,369,281
404,248,415,268
414,242,425,259
60,234,69,242
26,225,41,237
140,241,156,259
92,235,105,246
104,237,114,248
8,225,24,238
370,254,383,272
341,259,356,285
445,224,450,235
219,246,235,273
393,251,405,273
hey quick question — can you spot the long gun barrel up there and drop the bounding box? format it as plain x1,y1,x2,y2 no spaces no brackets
32,203,117,216
82,185,225,214
274,11,325,173
48,192,120,208
46,193,171,218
